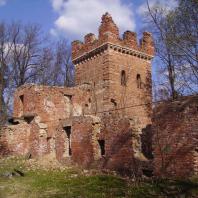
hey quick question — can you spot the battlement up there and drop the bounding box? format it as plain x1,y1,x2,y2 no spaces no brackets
72,13,154,64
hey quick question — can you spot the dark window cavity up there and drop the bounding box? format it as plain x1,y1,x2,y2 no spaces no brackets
19,95,24,104
121,70,126,86
137,74,142,89
63,126,72,156
98,140,105,156
111,98,117,107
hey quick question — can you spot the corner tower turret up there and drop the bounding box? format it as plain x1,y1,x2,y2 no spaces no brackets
99,12,119,41
72,13,154,129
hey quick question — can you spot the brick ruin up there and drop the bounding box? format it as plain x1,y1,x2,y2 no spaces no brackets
0,13,197,178
152,96,198,178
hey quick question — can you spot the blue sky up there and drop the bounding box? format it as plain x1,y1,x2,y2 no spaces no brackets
0,0,56,34
0,0,161,41
0,0,177,41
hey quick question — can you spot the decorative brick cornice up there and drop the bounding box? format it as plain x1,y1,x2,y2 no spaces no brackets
72,42,154,65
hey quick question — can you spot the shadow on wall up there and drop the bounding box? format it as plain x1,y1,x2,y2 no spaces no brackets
96,118,144,177
0,138,10,156
141,124,153,160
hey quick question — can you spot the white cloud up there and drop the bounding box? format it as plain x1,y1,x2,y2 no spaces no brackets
50,0,135,40
137,0,178,16
0,0,6,6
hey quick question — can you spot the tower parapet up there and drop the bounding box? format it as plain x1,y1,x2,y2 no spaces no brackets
98,12,119,41
84,33,96,44
140,32,154,56
72,13,154,64
123,31,138,50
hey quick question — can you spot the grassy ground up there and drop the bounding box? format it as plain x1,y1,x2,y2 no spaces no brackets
0,157,198,198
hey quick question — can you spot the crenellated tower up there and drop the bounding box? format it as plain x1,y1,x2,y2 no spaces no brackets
72,13,154,128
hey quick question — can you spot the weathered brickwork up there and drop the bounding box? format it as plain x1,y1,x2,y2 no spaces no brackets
153,96,198,178
0,13,155,175
2,13,197,178
72,12,153,130
1,13,197,178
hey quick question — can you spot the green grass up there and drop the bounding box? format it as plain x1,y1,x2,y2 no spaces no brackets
0,157,198,198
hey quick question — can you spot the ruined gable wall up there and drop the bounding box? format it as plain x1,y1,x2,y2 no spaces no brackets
13,85,74,122
13,84,92,121
4,84,91,158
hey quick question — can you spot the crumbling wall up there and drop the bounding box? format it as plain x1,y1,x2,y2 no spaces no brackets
2,84,91,159
0,120,31,156
153,96,198,178
13,84,92,119
55,116,96,167
95,115,149,176
55,115,149,176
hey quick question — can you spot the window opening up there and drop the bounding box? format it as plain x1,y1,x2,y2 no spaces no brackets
98,140,105,156
19,95,24,115
121,70,126,86
111,99,117,107
137,74,142,89
19,95,24,104
64,94,72,101
63,126,72,156
24,116,34,124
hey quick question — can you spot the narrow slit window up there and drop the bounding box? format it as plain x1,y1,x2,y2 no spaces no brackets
137,74,142,89
19,95,24,115
63,126,72,156
98,140,105,156
19,95,24,104
121,70,126,86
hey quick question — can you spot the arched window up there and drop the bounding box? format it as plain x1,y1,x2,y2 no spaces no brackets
137,74,142,89
121,70,126,86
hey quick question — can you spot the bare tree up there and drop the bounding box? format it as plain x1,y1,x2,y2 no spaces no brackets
10,23,43,87
54,39,73,87
144,0,198,100
171,0,198,93
36,39,73,87
0,21,73,127
145,1,179,100
0,22,16,126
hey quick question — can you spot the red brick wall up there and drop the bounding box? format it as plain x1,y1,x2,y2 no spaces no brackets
4,84,91,159
98,117,136,175
153,96,198,178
